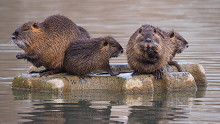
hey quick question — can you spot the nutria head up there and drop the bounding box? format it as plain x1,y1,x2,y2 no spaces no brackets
11,14,80,53
133,25,161,53
101,36,124,58
12,21,44,52
168,30,189,53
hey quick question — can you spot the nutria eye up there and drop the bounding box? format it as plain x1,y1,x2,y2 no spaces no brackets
103,41,108,46
154,28,157,33
170,32,175,38
32,23,39,29
139,28,142,33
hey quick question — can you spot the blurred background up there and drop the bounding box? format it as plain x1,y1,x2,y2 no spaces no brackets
0,0,220,123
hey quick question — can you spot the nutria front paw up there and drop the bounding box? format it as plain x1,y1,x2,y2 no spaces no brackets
154,70,163,79
148,49,159,59
16,53,25,59
148,49,156,58
151,58,158,63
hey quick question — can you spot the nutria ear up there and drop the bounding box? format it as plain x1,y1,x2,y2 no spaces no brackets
169,30,175,38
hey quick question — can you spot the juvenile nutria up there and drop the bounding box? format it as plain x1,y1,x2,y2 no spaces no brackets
64,36,123,77
167,30,188,71
126,24,175,79
152,26,189,71
12,14,89,76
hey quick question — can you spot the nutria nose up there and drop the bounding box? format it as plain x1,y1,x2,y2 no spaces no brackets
186,45,189,48
12,31,19,40
146,38,151,42
121,49,124,53
12,35,16,40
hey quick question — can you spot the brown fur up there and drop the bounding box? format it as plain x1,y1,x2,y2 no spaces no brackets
64,36,123,77
126,24,175,79
153,26,188,60
168,31,188,59
12,14,89,76
77,26,90,39
152,26,188,71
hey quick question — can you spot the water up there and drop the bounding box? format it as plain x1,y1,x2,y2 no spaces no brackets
0,0,220,123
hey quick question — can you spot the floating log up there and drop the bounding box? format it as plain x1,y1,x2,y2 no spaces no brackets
12,63,206,93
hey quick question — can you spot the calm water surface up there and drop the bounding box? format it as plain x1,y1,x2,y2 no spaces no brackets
0,0,220,123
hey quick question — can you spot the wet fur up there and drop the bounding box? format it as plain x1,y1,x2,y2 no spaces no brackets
152,26,188,71
152,26,188,60
126,24,175,78
12,14,90,76
64,36,123,77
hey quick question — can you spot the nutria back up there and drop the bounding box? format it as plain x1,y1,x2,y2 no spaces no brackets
64,36,123,77
126,24,175,76
12,14,89,70
77,26,90,39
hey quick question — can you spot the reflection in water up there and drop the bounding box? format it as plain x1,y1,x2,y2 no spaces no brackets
12,89,205,123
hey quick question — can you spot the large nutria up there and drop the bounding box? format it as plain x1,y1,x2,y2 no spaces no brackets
77,26,90,39
153,26,189,71
12,14,89,76
64,36,123,77
126,24,175,79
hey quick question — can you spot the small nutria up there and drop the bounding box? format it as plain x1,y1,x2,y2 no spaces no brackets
63,36,123,77
12,14,89,76
126,24,175,79
167,30,188,71
152,26,189,72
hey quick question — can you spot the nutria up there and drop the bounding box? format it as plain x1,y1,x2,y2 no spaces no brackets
64,36,123,77
152,26,189,72
167,30,188,71
12,14,89,76
77,26,90,39
126,24,175,79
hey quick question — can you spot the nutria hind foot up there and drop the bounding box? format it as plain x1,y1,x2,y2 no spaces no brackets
78,75,91,79
154,70,163,79
168,61,182,72
132,71,142,76
101,64,120,76
29,69,49,74
109,72,119,76
39,69,61,77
